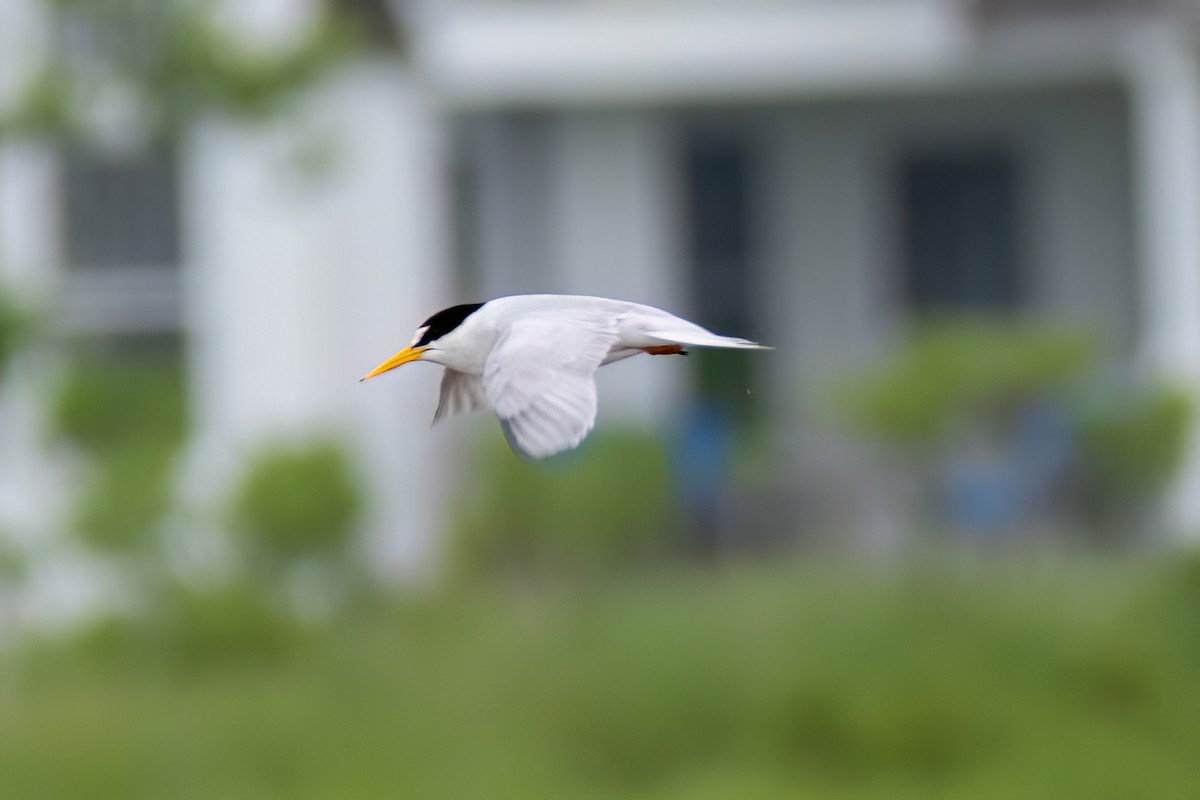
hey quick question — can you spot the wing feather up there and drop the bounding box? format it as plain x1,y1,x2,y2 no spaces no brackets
641,329,769,349
433,369,488,426
484,312,618,460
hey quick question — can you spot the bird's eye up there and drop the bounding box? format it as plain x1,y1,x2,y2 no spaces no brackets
410,326,430,347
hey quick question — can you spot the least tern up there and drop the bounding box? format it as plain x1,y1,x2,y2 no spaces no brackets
361,294,768,460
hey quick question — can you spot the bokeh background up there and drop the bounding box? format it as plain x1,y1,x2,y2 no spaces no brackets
4,0,1200,797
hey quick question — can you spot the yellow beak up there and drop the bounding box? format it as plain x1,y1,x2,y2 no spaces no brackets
360,346,428,382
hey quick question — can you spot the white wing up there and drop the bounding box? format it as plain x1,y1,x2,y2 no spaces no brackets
433,369,488,426
483,311,619,460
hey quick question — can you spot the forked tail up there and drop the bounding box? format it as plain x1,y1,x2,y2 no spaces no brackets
643,330,771,350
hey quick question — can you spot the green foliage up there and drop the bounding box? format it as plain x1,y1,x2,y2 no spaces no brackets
0,540,27,586
835,320,1094,446
1078,385,1194,505
143,1,365,130
229,438,363,567
73,444,178,551
51,354,187,552
0,66,73,139
6,560,1200,798
0,286,35,378
52,357,186,457
1,0,373,141
453,431,673,576
833,320,1194,530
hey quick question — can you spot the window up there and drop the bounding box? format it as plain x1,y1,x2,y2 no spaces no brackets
899,147,1023,313
684,135,755,334
56,148,183,333
682,131,758,415
62,149,181,271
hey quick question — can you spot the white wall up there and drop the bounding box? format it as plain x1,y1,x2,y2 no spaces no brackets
0,142,63,556
0,0,58,543
0,0,57,316
461,114,556,297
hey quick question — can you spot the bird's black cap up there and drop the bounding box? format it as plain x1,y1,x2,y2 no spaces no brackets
415,302,485,347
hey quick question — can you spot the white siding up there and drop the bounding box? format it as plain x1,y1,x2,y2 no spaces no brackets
1126,25,1200,538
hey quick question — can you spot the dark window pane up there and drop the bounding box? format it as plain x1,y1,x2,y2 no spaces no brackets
900,148,1022,313
682,133,757,413
684,136,754,334
62,150,181,270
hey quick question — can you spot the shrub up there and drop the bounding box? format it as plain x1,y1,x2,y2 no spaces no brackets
229,438,364,569
0,286,34,378
834,320,1094,447
51,357,186,458
0,540,26,586
833,320,1193,536
51,353,188,553
1077,385,1194,516
72,444,177,552
452,430,673,577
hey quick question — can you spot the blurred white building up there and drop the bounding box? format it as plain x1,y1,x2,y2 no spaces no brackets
4,0,1200,578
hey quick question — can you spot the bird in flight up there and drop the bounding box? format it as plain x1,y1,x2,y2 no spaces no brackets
361,294,768,460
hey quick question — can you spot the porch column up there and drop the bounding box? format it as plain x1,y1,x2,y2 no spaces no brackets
0,0,61,543
1126,24,1200,539
182,0,451,579
183,65,451,579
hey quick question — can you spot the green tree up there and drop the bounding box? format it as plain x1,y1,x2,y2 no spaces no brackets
0,0,389,141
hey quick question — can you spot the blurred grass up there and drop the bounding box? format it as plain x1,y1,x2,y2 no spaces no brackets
5,557,1200,799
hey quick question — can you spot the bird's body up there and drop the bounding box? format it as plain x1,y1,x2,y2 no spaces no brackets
361,294,768,460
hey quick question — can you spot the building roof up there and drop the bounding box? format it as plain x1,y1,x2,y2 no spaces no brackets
970,0,1187,24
